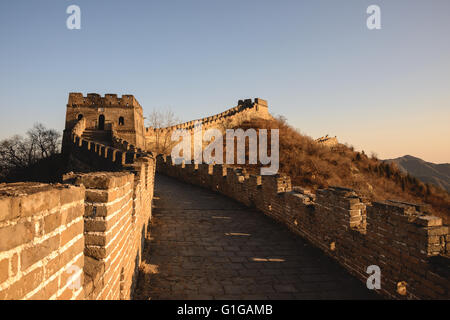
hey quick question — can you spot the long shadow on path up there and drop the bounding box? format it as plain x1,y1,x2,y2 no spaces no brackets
135,174,380,300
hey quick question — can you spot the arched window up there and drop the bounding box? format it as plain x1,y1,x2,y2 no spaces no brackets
77,114,83,120
119,117,125,126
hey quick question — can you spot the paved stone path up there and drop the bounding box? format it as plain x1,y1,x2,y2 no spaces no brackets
136,174,379,300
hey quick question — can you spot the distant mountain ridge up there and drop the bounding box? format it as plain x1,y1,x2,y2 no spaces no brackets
384,155,450,193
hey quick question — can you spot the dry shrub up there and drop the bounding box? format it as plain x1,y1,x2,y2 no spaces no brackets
227,117,450,224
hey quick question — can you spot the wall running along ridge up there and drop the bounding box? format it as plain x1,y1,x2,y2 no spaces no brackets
2,93,448,300
144,98,271,149
0,119,155,300
65,93,272,153
156,155,450,299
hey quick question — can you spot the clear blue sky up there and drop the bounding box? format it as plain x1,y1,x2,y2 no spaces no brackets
1,0,449,162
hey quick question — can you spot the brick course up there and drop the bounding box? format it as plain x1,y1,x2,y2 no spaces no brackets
156,155,450,299
0,147,155,300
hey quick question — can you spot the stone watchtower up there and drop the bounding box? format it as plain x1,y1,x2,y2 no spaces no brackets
63,93,146,152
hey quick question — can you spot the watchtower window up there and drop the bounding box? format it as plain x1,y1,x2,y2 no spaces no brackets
98,114,105,130
119,117,125,126
77,114,83,120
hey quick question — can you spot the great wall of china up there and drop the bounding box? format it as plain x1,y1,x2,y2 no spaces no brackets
0,93,448,299
156,157,450,299
0,113,155,299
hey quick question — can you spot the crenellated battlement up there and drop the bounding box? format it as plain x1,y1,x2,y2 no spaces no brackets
156,155,450,299
67,118,150,169
5,91,449,300
144,98,271,154
145,98,270,134
65,94,269,154
64,93,147,151
0,112,156,300
68,92,142,109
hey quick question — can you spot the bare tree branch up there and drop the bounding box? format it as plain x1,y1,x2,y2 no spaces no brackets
0,123,61,180
146,109,180,154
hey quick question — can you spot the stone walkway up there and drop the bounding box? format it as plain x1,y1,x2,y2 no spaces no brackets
135,174,379,300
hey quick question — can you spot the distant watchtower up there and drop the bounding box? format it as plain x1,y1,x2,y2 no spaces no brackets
63,93,146,151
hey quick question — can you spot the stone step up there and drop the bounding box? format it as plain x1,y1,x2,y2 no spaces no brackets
81,129,113,146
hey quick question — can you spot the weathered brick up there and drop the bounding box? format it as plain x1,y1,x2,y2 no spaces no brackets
44,211,65,234
45,236,84,279
84,218,107,232
19,188,60,217
0,197,14,222
85,189,111,203
66,203,84,223
28,276,59,300
60,219,83,247
59,255,84,294
415,215,442,227
0,266,44,299
84,195,130,218
71,172,132,190
21,234,60,271
10,253,18,277
0,221,34,251
85,246,107,260
85,233,107,246
0,258,9,283
57,286,75,300
60,185,84,206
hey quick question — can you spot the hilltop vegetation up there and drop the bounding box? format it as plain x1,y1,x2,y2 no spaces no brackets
384,155,450,193
229,117,450,224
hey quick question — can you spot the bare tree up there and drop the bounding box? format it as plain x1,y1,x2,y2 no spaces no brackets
0,135,35,171
0,123,61,179
146,109,180,154
27,123,61,158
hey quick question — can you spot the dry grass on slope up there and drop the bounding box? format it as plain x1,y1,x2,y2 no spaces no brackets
228,117,450,224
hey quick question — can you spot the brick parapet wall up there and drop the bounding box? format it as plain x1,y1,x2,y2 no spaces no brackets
66,118,146,170
156,155,450,299
0,140,156,299
111,133,144,154
63,159,154,300
144,98,271,150
146,98,267,132
68,93,142,110
0,183,85,300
